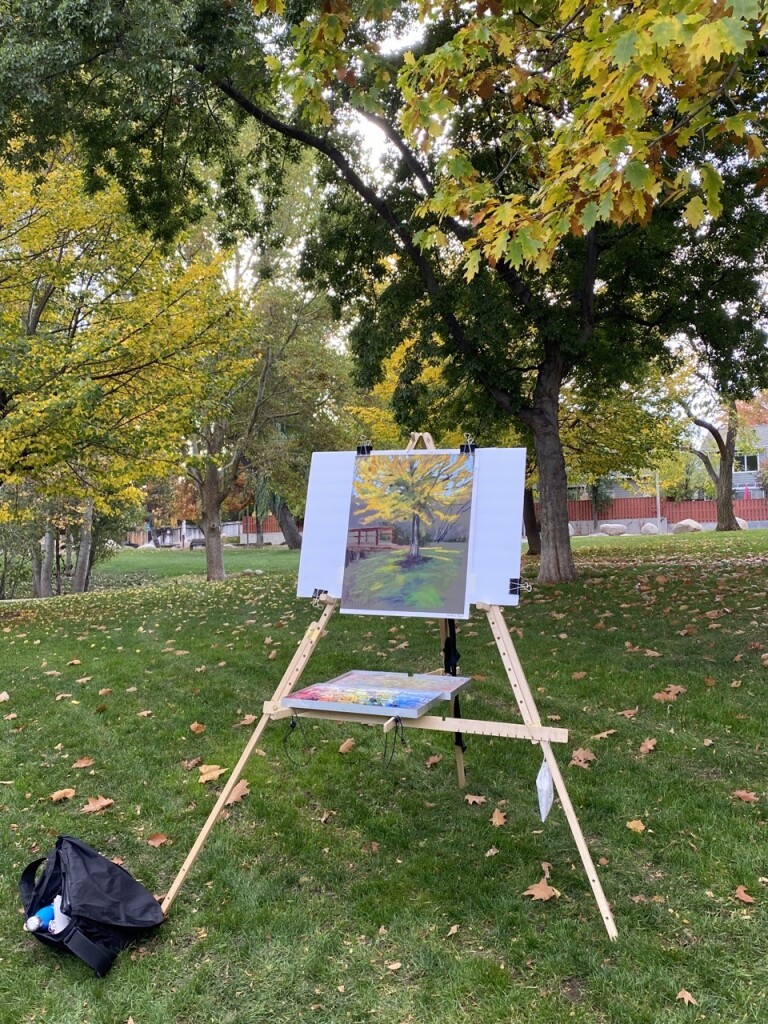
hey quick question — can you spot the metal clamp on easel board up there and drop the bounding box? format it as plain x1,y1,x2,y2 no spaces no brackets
356,436,373,455
460,433,477,454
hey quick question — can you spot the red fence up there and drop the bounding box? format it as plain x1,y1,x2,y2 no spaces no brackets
560,497,768,524
241,514,280,534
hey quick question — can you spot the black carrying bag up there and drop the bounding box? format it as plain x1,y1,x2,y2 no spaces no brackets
19,835,164,976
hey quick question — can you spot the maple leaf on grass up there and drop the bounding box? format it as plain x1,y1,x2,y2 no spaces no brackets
569,747,596,769
638,738,657,757
491,808,507,827
676,990,698,1006
425,754,442,768
338,738,355,754
626,819,646,833
618,707,638,719
198,765,228,784
734,885,755,904
464,794,487,806
189,721,206,735
523,877,560,901
225,779,250,806
0,692,9,702
81,795,114,814
591,729,616,740
236,714,257,726
50,788,76,802
147,833,169,848
731,789,759,803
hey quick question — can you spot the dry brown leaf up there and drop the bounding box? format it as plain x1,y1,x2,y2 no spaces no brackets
541,861,553,879
45,670,62,677
425,754,442,768
491,808,507,827
0,691,9,702
137,709,153,717
734,885,755,904
676,990,698,1006
569,747,596,769
72,756,95,769
732,790,759,803
189,721,206,735
268,649,278,660
98,688,111,696
626,819,646,833
591,729,616,740
485,846,499,858
446,924,460,936
638,738,657,757
198,765,228,784
571,671,587,680
147,833,169,848
182,756,202,771
618,707,639,719
464,793,487,805
522,878,560,901
339,738,356,754
55,692,72,701
643,649,662,657
50,788,76,802
653,684,686,702
703,738,714,747
225,779,250,806
67,659,82,666
81,795,114,814
236,714,257,726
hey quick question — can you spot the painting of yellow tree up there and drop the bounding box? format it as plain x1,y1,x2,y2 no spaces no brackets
341,452,475,617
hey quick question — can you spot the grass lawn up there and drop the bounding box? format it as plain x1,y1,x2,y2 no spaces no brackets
1,533,767,1022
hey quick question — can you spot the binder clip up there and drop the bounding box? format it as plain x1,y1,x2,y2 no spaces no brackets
460,433,477,454
356,436,373,455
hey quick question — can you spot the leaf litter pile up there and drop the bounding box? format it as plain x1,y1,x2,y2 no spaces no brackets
1,535,768,1023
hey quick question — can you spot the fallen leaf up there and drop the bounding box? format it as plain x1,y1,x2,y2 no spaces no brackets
626,819,646,833
0,692,9,702
137,709,153,717
81,795,114,814
523,878,560,901
491,808,507,827
98,688,111,696
236,714,257,726
446,924,460,936
734,885,755,905
643,649,662,658
676,989,698,1006
147,833,168,848
268,650,278,660
45,670,62,677
541,861,553,879
618,707,639,719
464,793,487,806
189,721,206,735
638,738,657,757
182,757,202,771
591,729,616,740
653,685,687,702
55,692,73,701
339,738,356,754
569,747,596,769
50,788,76,802
425,754,442,768
72,756,95,769
225,779,250,806
732,790,759,803
598,857,609,866
67,659,82,666
386,961,402,972
198,765,228,784
703,738,714,747
571,671,587,680
485,846,499,858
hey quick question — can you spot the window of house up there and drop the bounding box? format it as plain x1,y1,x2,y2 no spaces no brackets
734,453,760,473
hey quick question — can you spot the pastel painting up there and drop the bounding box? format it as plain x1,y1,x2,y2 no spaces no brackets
341,451,474,617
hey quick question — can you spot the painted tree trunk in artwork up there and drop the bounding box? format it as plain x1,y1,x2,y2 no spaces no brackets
523,487,541,556
522,356,577,584
409,514,421,559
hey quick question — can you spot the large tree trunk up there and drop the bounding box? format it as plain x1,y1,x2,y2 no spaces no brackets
691,405,740,531
31,523,55,597
522,487,541,556
71,501,93,593
200,463,226,581
522,356,577,583
274,498,302,549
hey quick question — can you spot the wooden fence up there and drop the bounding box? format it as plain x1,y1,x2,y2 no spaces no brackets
557,497,768,524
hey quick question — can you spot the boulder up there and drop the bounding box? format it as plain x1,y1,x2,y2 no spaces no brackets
599,523,627,536
736,517,749,531
640,522,659,535
671,519,702,534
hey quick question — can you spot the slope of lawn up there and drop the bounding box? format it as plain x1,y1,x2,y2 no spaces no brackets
0,531,767,1023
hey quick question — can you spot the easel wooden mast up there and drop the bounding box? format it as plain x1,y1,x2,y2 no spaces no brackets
162,432,617,941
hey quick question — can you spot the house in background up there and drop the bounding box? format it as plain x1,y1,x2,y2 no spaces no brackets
733,422,767,498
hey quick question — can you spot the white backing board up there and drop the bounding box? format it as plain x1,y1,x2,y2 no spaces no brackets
296,447,526,611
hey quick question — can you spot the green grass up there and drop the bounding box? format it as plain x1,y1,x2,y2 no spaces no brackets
1,532,768,1022
342,544,468,615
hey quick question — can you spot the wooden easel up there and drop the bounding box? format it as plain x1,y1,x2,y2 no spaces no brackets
162,433,617,941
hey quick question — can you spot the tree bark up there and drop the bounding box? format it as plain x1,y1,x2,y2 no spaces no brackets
521,355,577,583
691,405,740,531
274,498,303,549
522,487,541,556
200,462,226,581
31,524,55,598
71,501,93,593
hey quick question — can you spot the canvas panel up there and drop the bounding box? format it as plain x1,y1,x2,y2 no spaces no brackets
296,451,354,598
341,451,475,618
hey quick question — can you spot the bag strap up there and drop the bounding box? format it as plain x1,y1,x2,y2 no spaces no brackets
62,927,116,977
19,857,47,909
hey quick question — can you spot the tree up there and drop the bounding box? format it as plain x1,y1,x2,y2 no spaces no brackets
2,2,767,581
